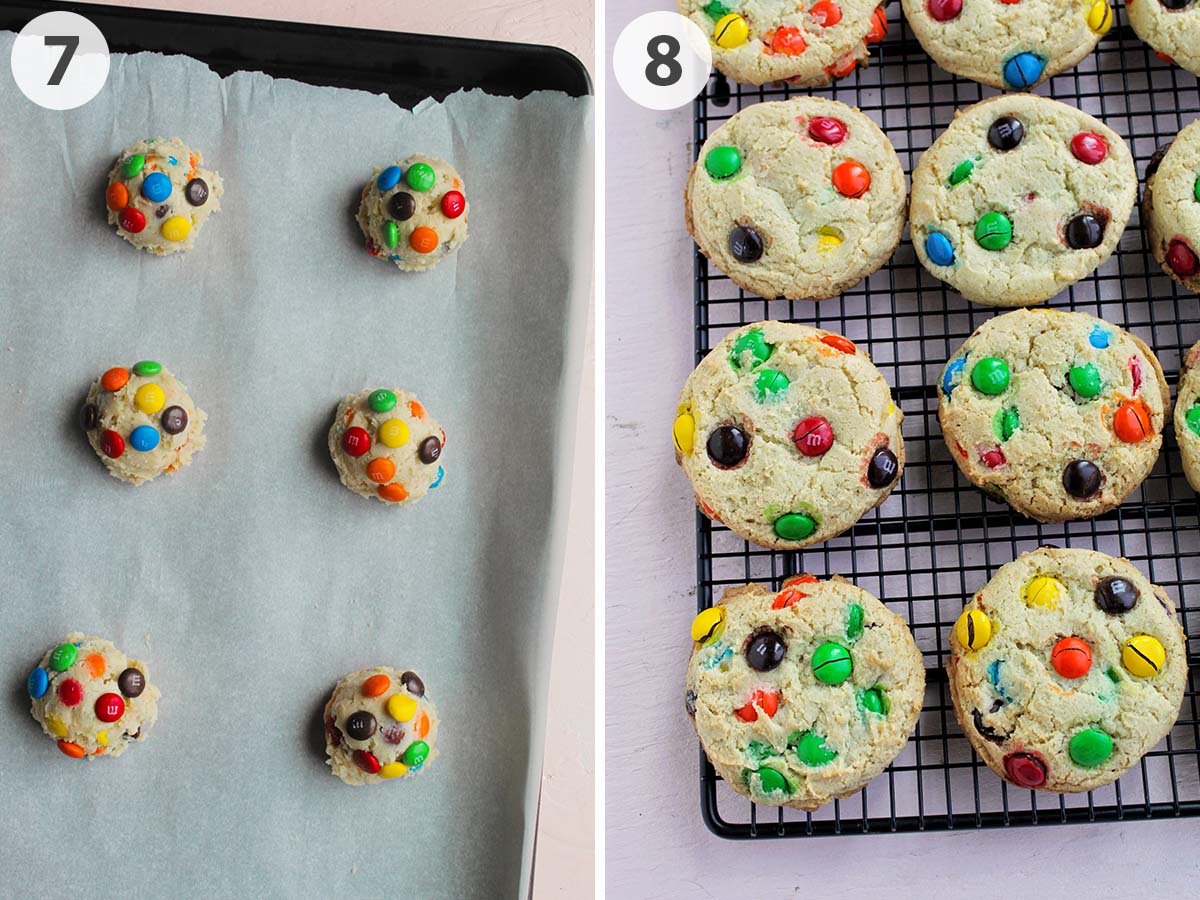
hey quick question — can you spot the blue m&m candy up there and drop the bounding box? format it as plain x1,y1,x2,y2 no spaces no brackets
376,166,403,191
27,667,48,698
1003,53,1045,90
141,171,172,202
430,465,445,489
925,232,955,267
130,425,160,452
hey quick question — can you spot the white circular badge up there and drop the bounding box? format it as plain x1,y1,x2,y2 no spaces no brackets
11,11,110,110
613,12,712,111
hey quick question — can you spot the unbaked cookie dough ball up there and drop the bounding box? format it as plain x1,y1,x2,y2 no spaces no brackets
105,138,222,255
324,667,439,785
356,154,468,271
327,387,445,505
81,360,207,485
26,633,160,760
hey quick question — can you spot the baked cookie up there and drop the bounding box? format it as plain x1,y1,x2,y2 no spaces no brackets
674,321,904,549
938,309,1168,522
680,0,889,86
901,0,1112,90
1174,339,1200,491
105,138,222,255
685,98,907,300
81,360,207,485
948,547,1186,793
1142,119,1200,294
328,388,445,505
26,633,160,760
687,576,925,810
911,95,1136,307
1127,0,1200,78
356,155,468,271
324,667,438,785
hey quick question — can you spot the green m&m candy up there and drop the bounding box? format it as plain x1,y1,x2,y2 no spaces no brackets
368,389,398,413
1068,362,1102,399
705,145,742,180
811,641,853,684
994,406,1020,441
132,360,162,376
975,211,1013,251
1068,727,1113,767
1194,174,1199,203
748,766,792,795
792,730,837,766
774,512,816,541
949,159,974,186
971,357,1010,395
845,603,864,642
703,0,731,18
121,154,146,179
753,368,789,401
402,740,430,768
860,686,889,715
1186,403,1200,437
384,220,400,250
49,642,77,672
729,328,772,371
405,163,436,192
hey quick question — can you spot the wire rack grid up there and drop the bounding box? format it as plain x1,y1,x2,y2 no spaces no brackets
691,2,1200,839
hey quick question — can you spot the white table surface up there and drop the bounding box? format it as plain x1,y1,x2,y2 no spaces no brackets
69,2,594,897
603,1,1200,895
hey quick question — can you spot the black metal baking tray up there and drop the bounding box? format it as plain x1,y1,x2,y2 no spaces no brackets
1,0,590,106
692,4,1200,839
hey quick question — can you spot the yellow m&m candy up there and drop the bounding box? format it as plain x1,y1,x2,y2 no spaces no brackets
379,418,410,448
817,225,844,252
161,216,191,242
1023,575,1065,608
134,382,165,414
387,693,418,722
1086,0,1112,35
45,715,67,738
673,410,695,455
714,13,749,49
954,609,991,651
379,761,409,779
1122,634,1165,677
691,606,726,645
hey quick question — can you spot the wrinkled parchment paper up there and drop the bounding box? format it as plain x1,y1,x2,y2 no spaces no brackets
0,30,592,899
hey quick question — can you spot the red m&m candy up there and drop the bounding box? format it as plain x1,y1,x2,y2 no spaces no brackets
807,117,847,145
1167,240,1200,277
353,749,381,774
1070,132,1108,165
771,26,807,55
832,160,871,197
118,207,146,234
793,416,834,456
57,678,83,707
735,688,779,722
100,430,125,459
979,446,1007,469
1051,637,1092,679
927,0,962,20
810,0,842,26
95,692,125,723
342,426,371,457
1004,751,1048,787
866,6,888,41
1113,402,1152,443
441,190,465,219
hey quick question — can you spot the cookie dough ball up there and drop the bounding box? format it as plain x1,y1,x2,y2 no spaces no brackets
356,155,468,271
911,95,1135,307
901,0,1110,90
947,547,1186,793
1143,120,1200,294
105,138,222,255
686,98,906,301
328,388,445,505
81,360,207,485
938,309,1167,521
1127,0,1200,78
324,667,439,785
674,321,904,549
1174,340,1200,491
26,633,160,760
687,577,925,810
680,0,889,86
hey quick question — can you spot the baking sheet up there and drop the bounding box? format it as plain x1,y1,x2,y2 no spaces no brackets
0,31,591,899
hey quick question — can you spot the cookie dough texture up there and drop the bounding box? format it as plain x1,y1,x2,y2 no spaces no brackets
356,154,468,271
938,309,1167,522
1142,119,1200,294
105,138,222,255
948,547,1186,793
324,667,439,785
328,388,445,505
28,633,160,760
911,95,1135,307
685,98,906,300
675,321,904,549
81,362,207,485
901,0,1108,89
1127,0,1200,77
1174,339,1200,491
687,577,925,810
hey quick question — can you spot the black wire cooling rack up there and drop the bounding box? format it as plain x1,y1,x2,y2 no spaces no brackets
692,2,1200,838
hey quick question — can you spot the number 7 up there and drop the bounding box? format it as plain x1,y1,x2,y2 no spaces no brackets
44,34,79,86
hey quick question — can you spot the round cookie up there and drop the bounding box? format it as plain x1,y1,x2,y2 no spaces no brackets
356,154,468,271
105,138,222,255
911,95,1136,307
323,667,439,785
1173,339,1200,491
674,321,904,549
1142,119,1200,294
686,576,925,810
680,0,889,86
901,0,1111,90
1127,0,1200,78
938,309,1167,522
685,98,907,301
26,633,160,760
81,360,207,485
328,388,445,505
947,547,1186,793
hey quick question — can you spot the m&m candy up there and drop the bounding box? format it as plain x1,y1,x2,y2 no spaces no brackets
377,165,403,191
1003,52,1045,90
406,163,436,192
774,512,816,541
1094,576,1139,614
1051,637,1092,678
975,211,1013,251
441,191,466,218
1069,728,1113,766
1113,402,1151,443
832,160,870,198
342,427,371,457
691,607,726,645
1122,634,1165,677
713,12,749,48
954,609,991,650
705,145,742,179
141,171,172,202
1070,132,1108,164
130,425,160,452
925,232,955,267
1023,575,1065,608
807,117,847,145
971,357,1011,395
793,730,837,766
811,641,853,684
707,424,749,468
792,417,833,456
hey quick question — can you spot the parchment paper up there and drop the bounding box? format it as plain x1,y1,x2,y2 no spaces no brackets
0,31,592,899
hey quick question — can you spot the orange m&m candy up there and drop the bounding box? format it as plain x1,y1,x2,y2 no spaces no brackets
866,6,888,42
832,159,871,198
1113,402,1152,443
821,334,857,354
366,457,396,483
810,0,843,26
362,674,391,697
378,483,409,502
58,740,86,759
1051,637,1092,679
105,183,129,210
101,367,129,391
410,226,439,254
735,688,779,722
770,26,807,55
